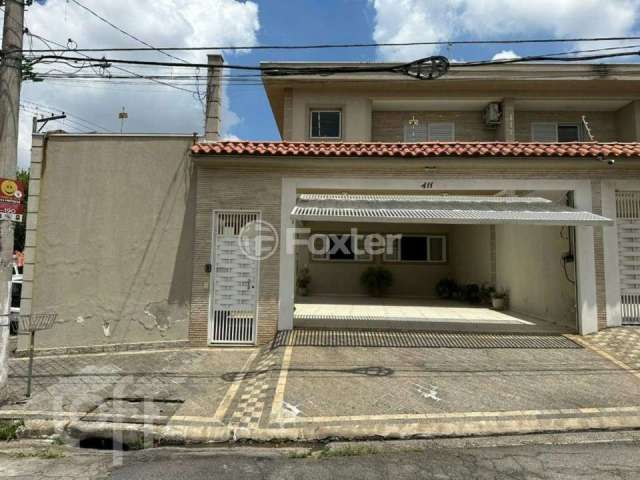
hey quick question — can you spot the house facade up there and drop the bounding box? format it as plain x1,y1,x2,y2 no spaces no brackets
19,59,640,352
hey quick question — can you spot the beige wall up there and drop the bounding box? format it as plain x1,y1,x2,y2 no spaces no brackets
495,224,577,328
25,135,196,350
286,91,633,143
298,222,453,298
451,224,493,286
515,111,618,142
616,101,640,142
372,111,498,142
190,157,640,343
290,91,372,141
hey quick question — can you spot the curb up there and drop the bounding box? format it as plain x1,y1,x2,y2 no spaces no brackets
14,414,640,446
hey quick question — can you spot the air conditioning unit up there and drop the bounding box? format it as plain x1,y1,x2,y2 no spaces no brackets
483,102,502,126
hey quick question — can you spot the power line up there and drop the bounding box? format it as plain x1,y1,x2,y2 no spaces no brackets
24,31,199,94
25,50,640,76
66,0,189,65
30,43,640,81
21,98,115,132
13,34,640,54
28,54,453,79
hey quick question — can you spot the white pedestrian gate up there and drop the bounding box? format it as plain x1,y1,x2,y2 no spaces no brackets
209,211,261,343
616,192,640,325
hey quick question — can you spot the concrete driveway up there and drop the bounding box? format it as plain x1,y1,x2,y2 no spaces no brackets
2,328,640,442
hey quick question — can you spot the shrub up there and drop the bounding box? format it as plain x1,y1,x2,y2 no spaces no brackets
360,266,393,297
435,278,458,299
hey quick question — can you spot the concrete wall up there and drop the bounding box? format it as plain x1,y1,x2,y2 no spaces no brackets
290,91,372,141
24,135,196,350
451,224,493,286
495,224,577,328
298,222,453,298
514,111,618,142
616,101,640,141
372,111,497,142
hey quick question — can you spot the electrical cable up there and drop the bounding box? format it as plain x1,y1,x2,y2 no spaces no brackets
11,34,640,54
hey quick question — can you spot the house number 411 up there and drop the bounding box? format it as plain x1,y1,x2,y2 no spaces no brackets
421,181,434,189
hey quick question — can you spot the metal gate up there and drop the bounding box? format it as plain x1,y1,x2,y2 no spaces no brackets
616,192,640,325
209,211,260,343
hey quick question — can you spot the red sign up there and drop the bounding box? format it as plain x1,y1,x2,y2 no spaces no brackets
0,178,25,222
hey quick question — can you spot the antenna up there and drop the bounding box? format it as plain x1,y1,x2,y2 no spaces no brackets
118,106,128,134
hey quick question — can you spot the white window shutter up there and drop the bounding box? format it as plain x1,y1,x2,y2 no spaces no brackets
403,123,427,142
428,123,455,141
531,122,558,142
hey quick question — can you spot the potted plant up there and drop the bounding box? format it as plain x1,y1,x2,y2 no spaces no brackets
360,266,393,297
480,284,496,306
435,278,458,300
491,291,507,310
297,267,311,296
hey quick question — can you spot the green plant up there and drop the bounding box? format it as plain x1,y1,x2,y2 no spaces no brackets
297,267,311,290
0,420,24,442
360,266,393,297
480,284,495,305
435,278,458,299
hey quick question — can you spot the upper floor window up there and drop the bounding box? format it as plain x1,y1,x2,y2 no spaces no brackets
310,110,341,139
531,122,581,142
403,119,455,142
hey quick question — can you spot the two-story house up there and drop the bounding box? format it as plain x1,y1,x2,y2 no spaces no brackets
20,56,640,353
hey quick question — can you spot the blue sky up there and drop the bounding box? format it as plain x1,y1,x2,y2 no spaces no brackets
9,0,640,165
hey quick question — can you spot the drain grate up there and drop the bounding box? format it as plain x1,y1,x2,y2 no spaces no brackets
273,329,581,349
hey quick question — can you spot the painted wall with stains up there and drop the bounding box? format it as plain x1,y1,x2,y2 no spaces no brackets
20,135,196,350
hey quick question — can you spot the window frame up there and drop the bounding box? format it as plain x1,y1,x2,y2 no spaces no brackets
427,122,456,142
309,109,342,140
557,123,582,142
383,234,448,264
531,122,582,143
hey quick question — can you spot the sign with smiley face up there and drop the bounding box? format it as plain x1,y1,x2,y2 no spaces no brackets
0,178,25,222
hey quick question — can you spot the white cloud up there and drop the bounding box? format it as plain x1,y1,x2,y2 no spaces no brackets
491,50,520,61
14,0,260,167
369,0,640,61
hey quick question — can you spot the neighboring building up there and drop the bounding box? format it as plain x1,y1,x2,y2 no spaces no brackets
20,57,640,352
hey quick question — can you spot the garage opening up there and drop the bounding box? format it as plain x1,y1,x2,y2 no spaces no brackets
291,192,612,334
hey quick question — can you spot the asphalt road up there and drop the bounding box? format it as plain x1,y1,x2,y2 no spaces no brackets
2,433,640,479
113,441,640,480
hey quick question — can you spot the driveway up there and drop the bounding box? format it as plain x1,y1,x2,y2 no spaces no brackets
2,328,640,442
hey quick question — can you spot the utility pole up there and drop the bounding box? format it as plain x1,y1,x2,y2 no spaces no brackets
0,0,25,394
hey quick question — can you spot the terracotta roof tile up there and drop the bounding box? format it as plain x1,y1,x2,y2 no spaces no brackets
191,141,640,158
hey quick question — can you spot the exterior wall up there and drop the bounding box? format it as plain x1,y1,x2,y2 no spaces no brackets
372,111,497,142
290,91,372,141
190,158,638,344
23,135,196,351
515,111,618,142
451,224,493,286
616,101,640,142
189,166,282,346
298,222,453,298
495,224,577,328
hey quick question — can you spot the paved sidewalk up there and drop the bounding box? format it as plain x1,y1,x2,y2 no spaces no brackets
1,327,639,444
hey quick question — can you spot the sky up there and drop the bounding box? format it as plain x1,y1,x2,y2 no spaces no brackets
4,0,640,166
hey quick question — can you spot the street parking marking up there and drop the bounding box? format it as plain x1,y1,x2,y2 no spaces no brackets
270,344,293,422
272,404,640,425
213,349,259,422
